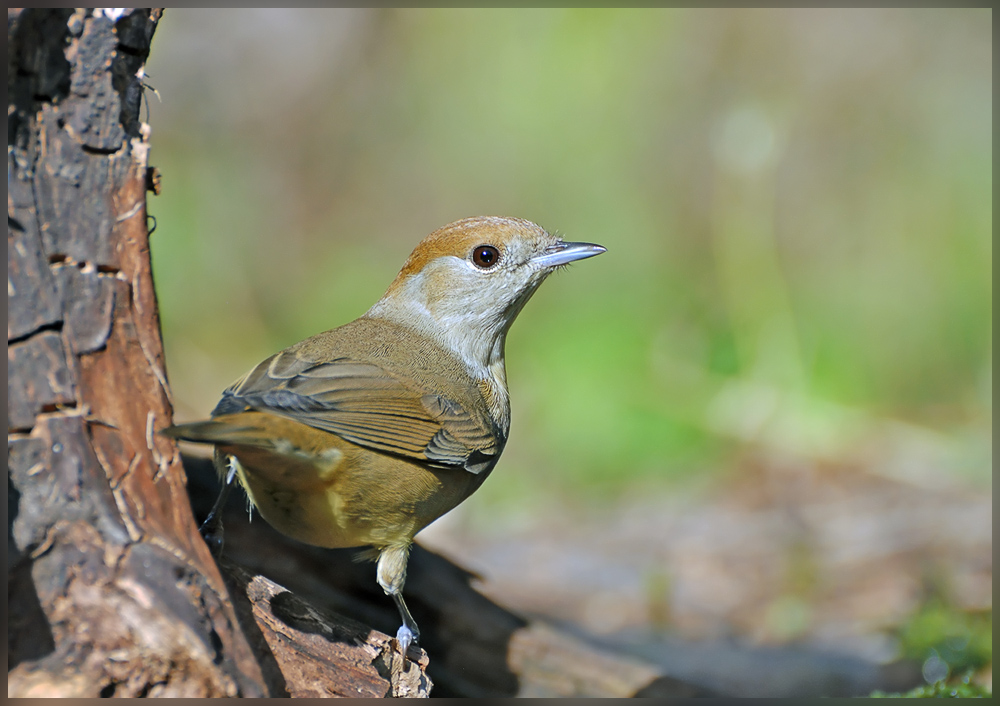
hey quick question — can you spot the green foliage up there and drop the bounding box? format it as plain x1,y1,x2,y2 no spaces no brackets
899,600,992,679
869,599,992,698
870,671,992,698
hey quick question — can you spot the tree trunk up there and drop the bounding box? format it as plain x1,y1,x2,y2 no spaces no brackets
7,7,264,696
7,8,430,697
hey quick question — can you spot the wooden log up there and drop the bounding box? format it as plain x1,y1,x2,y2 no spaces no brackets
221,561,431,698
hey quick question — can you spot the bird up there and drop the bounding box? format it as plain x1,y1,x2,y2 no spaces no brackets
162,215,605,660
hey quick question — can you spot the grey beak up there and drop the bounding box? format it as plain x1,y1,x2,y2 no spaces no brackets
532,241,607,269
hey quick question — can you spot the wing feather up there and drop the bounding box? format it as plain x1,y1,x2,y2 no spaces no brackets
212,349,499,473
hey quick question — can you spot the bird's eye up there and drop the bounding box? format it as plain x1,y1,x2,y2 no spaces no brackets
471,244,500,269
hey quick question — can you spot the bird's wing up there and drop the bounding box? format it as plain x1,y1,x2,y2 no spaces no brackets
212,348,500,473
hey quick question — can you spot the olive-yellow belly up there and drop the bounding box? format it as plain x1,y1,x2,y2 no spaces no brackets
212,413,477,549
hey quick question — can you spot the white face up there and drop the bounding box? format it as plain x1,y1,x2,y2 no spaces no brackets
432,239,555,321
377,235,558,375
366,216,605,379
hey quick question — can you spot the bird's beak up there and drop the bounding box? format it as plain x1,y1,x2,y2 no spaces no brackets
532,241,607,269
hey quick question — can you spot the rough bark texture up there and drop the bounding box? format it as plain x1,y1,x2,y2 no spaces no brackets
7,8,429,698
7,7,264,697
221,562,432,698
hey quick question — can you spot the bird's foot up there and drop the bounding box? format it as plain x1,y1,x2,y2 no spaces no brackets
395,624,420,662
199,455,238,558
199,514,225,557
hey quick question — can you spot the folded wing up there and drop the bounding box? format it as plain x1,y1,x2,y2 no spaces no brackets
212,348,499,473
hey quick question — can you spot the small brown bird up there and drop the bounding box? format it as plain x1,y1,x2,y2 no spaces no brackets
164,216,605,658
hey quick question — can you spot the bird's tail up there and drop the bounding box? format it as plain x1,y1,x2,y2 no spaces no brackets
160,416,267,447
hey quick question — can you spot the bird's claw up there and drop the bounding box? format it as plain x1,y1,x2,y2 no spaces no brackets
396,624,419,662
199,515,225,557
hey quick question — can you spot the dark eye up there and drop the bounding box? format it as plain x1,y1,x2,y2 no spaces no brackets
471,244,500,269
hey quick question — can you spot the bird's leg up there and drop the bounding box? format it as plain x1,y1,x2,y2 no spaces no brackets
200,452,239,556
377,543,420,660
391,592,420,660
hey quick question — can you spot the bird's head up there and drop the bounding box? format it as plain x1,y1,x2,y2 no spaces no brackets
367,216,605,376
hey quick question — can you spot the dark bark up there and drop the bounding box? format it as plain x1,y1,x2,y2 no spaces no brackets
7,7,266,697
7,8,431,698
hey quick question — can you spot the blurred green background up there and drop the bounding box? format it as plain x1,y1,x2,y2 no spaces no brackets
147,8,991,510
